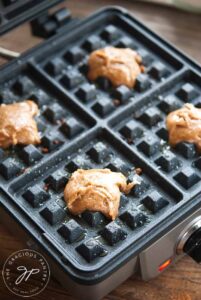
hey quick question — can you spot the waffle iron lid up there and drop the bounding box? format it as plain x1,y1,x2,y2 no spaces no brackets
0,0,64,35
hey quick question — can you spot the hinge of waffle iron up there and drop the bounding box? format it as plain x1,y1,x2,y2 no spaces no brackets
30,7,79,38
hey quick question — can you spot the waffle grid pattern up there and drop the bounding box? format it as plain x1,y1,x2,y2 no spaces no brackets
0,12,200,268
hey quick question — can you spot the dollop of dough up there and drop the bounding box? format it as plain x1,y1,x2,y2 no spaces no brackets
88,47,143,88
166,103,201,152
0,100,40,149
64,168,137,220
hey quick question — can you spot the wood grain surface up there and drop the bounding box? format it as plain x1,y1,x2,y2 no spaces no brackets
0,1,201,299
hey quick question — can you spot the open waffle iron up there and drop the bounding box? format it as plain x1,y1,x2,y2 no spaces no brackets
1,5,201,300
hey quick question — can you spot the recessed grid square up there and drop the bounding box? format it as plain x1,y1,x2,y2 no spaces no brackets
10,132,180,267
37,18,182,119
0,67,95,183
112,70,201,192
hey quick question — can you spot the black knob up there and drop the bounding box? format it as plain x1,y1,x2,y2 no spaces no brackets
183,228,201,263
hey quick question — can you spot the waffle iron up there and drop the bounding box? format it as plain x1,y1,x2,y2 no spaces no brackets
1,4,201,300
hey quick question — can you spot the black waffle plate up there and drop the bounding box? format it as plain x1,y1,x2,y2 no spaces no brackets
0,6,201,284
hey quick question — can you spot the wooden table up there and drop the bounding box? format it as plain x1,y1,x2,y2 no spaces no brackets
0,1,201,299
